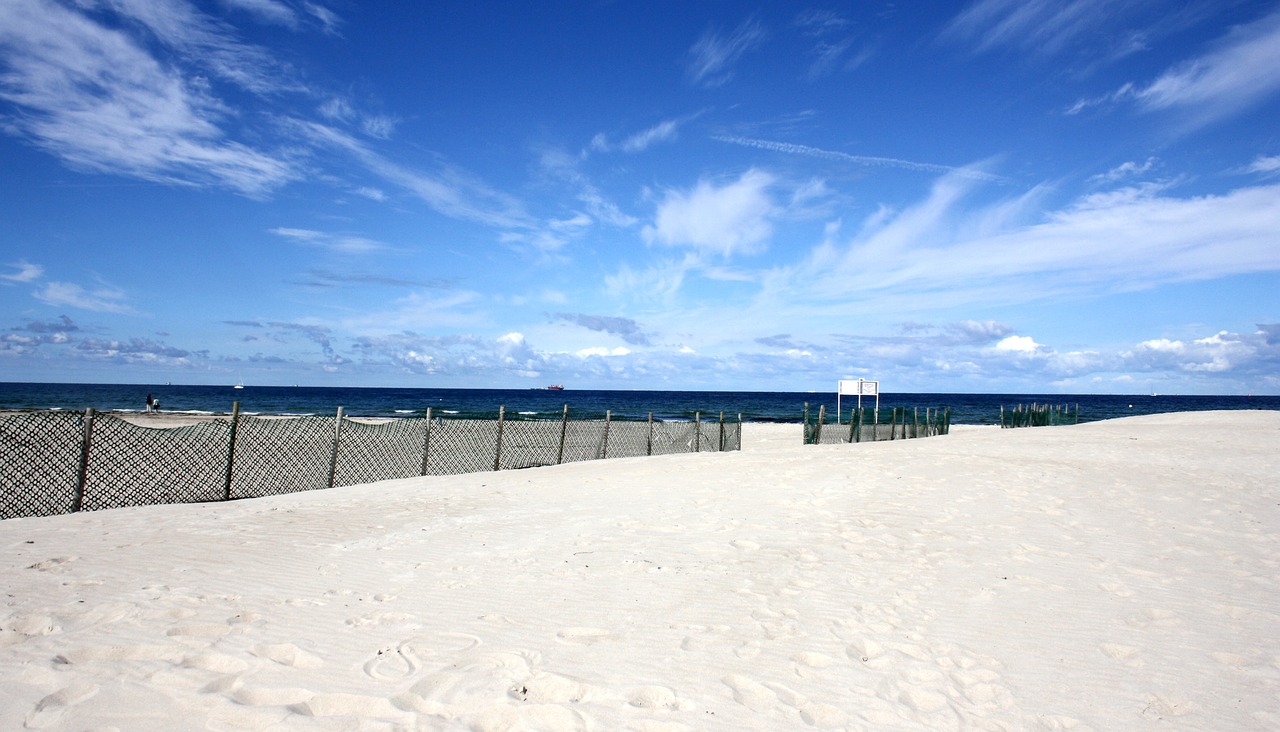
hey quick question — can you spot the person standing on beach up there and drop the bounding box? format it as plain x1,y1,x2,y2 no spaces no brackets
145,394,154,413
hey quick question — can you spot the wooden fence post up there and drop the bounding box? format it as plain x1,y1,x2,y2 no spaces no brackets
494,405,506,471
815,405,825,444
646,412,654,456
718,411,725,451
327,406,344,490
222,401,241,501
420,407,434,475
694,411,701,453
72,407,95,513
602,410,611,459
557,404,569,465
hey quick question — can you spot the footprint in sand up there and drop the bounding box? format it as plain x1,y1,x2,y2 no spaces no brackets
1099,643,1142,665
251,642,324,669
723,674,777,712
792,651,837,677
6,612,61,638
182,651,250,674
626,685,683,710
23,682,99,729
27,556,78,572
1098,581,1134,598
512,672,597,704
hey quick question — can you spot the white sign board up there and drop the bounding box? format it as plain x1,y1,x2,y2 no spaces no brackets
839,379,877,396
837,379,879,422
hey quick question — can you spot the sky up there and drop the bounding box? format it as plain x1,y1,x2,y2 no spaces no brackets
1,0,1279,394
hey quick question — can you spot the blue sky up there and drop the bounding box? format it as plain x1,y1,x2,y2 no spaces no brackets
2,0,1278,394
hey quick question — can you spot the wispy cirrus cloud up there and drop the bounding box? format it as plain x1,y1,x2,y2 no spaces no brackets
297,121,532,229
34,280,138,315
1246,154,1280,176
687,17,767,87
1067,9,1280,127
293,268,453,290
793,9,870,79
715,135,1008,183
776,174,1280,314
591,118,684,154
946,0,1118,56
220,0,301,28
1,261,44,284
1130,9,1280,125
0,0,300,197
269,227,388,254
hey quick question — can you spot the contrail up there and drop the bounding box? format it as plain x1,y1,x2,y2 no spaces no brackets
714,135,1007,183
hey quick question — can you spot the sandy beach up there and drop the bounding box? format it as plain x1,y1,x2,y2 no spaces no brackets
2,410,1277,730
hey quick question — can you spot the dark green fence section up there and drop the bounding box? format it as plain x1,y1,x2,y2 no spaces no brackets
0,406,742,520
803,405,951,445
1000,403,1079,428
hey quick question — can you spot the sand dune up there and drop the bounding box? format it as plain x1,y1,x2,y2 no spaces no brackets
2,411,1277,730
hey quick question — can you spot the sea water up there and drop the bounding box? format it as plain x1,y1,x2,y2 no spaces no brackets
0,382,1276,425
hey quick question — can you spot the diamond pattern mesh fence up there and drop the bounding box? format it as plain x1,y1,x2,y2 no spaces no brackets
82,415,231,511
0,411,85,519
230,416,336,499
423,418,500,476
334,418,429,487
0,407,744,520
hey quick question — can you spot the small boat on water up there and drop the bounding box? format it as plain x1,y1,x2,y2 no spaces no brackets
545,384,564,391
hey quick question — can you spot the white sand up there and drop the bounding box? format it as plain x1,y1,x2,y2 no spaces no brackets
2,410,1277,731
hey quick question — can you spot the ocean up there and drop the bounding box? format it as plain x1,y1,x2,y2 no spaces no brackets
0,382,1276,425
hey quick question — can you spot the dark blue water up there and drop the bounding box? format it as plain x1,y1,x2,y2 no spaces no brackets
0,382,1275,424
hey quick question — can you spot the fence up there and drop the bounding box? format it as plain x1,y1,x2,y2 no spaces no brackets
1,405,742,520
1000,403,1079,428
803,404,951,445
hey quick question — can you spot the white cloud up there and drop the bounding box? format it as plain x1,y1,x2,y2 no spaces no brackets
220,0,298,27
1071,10,1280,127
715,136,1006,183
995,335,1041,353
299,121,531,229
1247,154,1280,175
589,117,688,155
1123,329,1274,375
621,119,679,153
1133,10,1280,123
642,169,776,257
2,261,44,283
1090,157,1157,183
785,174,1280,312
687,17,767,87
35,281,136,314
270,227,386,254
945,0,1136,57
576,346,631,358
0,0,297,197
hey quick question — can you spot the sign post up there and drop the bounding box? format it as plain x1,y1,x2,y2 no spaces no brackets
837,379,879,423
